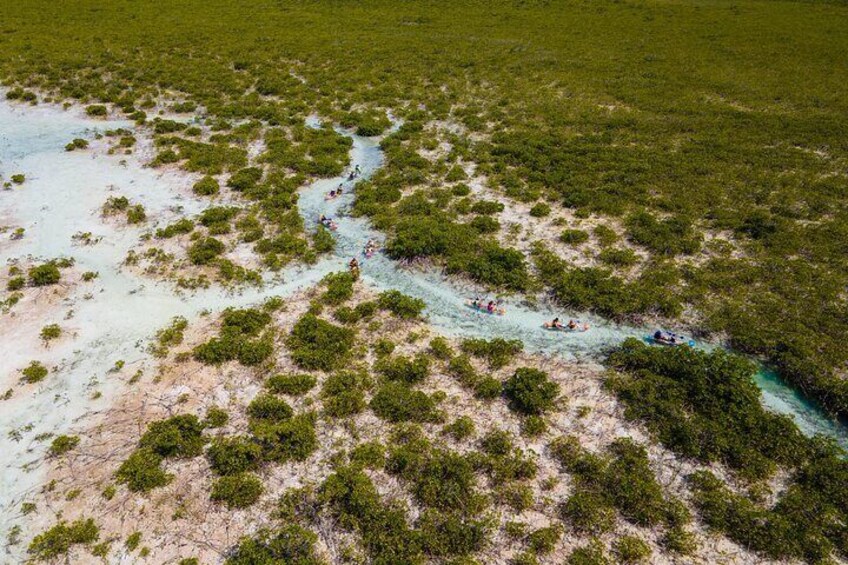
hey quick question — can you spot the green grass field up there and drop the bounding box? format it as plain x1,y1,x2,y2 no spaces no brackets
2,0,847,414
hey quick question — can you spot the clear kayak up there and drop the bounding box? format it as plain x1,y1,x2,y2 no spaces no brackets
543,322,589,332
465,300,506,316
645,332,695,347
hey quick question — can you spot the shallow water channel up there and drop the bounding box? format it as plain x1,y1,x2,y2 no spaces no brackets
0,100,845,538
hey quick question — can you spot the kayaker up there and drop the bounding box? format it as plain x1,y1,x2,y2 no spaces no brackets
567,319,577,330
487,301,495,313
550,317,563,329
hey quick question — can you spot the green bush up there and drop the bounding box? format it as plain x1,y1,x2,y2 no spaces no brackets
251,414,318,463
598,247,638,268
566,540,611,565
521,415,546,437
469,215,500,233
153,118,187,134
527,525,561,554
227,167,263,191
689,459,848,562
125,531,142,551
115,447,172,492
139,414,205,458
606,339,807,478
286,314,355,371
199,205,239,227
460,338,522,369
211,472,264,508
417,509,491,557
529,202,551,217
443,416,475,441
613,535,652,564
226,525,324,565
371,381,438,423
375,353,430,384
11,173,25,184
188,236,225,265
7,276,25,291
552,435,687,533
28,263,61,286
429,336,454,360
193,307,273,366
65,138,89,151
28,518,99,561
193,175,220,196
625,211,701,256
407,449,480,511
377,290,426,319
470,199,504,215
266,373,316,396
478,434,537,483
21,361,48,383
322,371,366,418
560,490,615,534
86,104,107,116
312,224,335,254
48,435,79,457
496,482,534,511
207,436,262,475
204,406,229,428
503,367,559,415
560,229,589,245
247,394,293,424
533,245,682,318
126,204,146,224
475,376,502,399
103,195,136,223
661,526,697,555
321,271,356,305
155,218,194,238
350,441,386,469
321,466,423,563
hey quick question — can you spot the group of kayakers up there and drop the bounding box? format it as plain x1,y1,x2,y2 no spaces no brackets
545,317,590,332
347,164,361,181
318,214,337,230
318,165,690,344
326,183,344,200
469,297,501,314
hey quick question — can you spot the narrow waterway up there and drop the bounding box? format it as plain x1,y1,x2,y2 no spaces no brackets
0,101,845,540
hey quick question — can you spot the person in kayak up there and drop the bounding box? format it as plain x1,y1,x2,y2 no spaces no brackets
355,164,361,175
550,317,563,329
567,319,577,330
487,301,496,313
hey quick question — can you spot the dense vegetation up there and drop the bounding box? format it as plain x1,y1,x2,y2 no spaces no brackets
608,340,848,563
6,1,848,561
1,0,846,413
607,339,808,480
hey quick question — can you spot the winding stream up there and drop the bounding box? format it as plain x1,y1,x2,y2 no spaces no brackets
1,100,846,540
